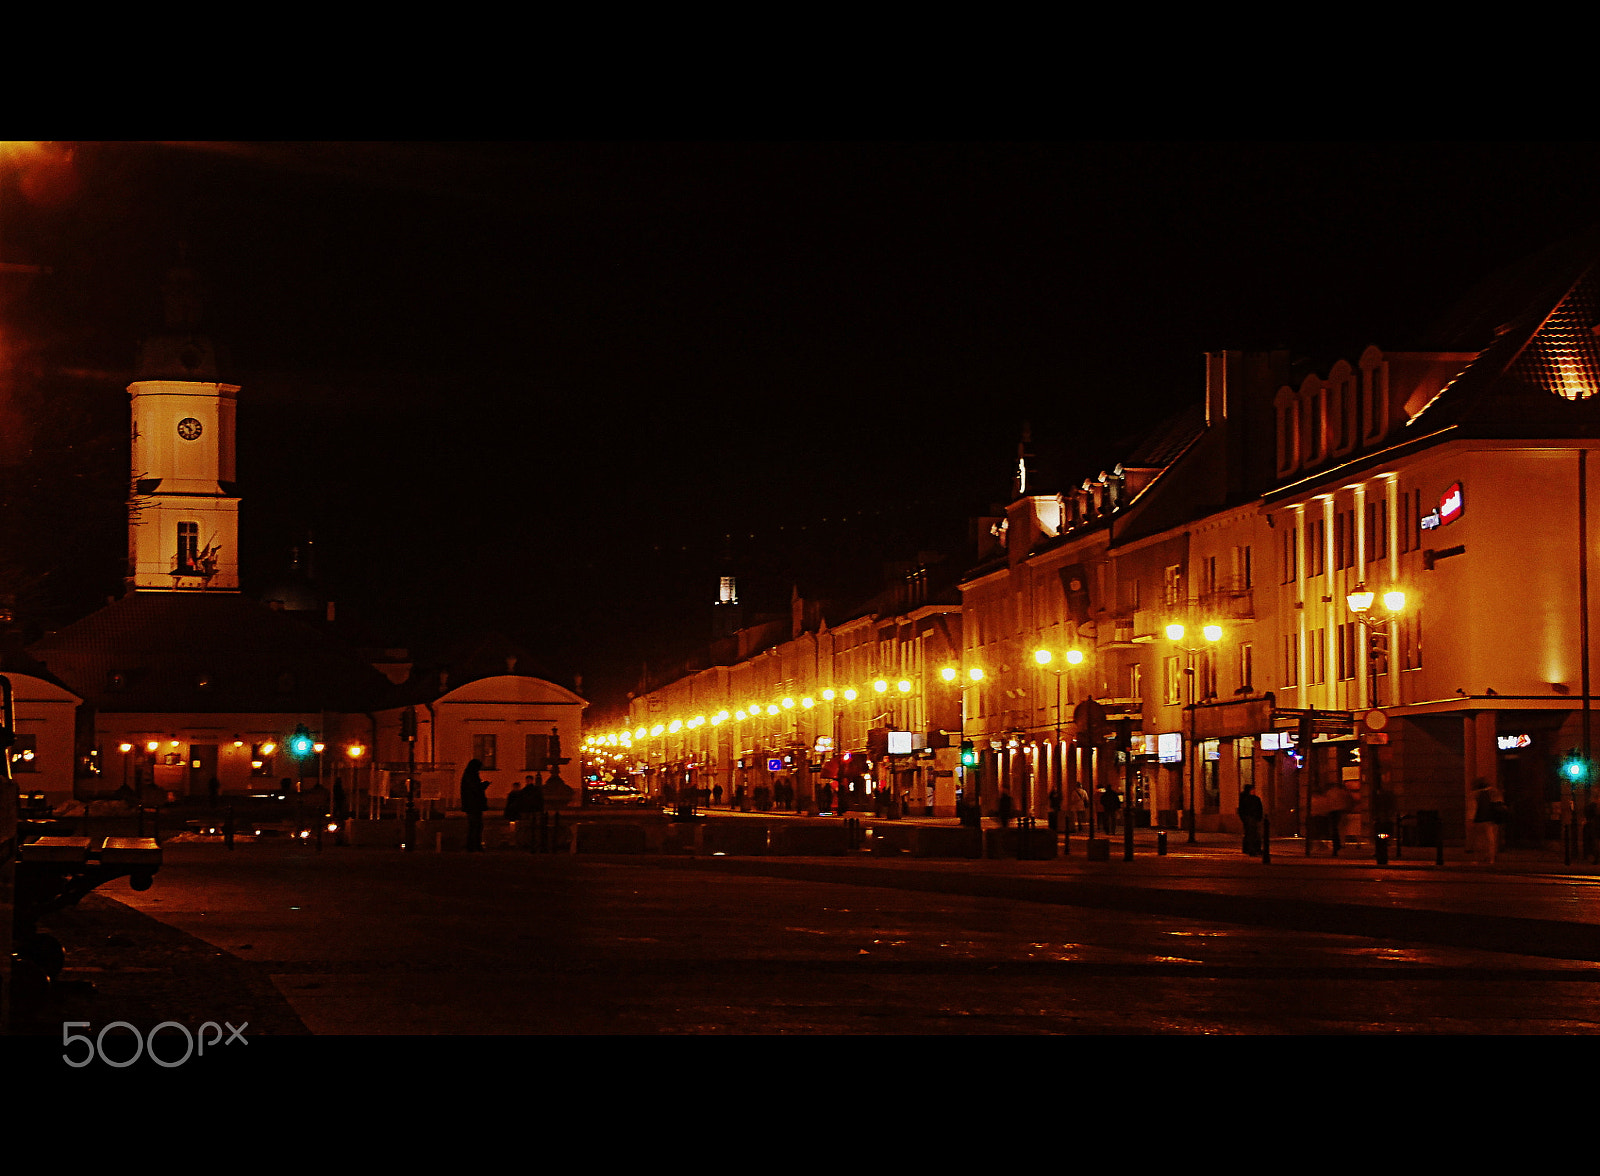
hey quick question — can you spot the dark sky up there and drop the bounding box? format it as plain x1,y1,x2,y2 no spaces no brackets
7,141,1600,714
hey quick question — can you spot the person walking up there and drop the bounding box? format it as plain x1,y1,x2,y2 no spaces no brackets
461,758,489,851
1100,784,1121,836
1471,777,1504,865
1237,783,1264,855
997,789,1014,828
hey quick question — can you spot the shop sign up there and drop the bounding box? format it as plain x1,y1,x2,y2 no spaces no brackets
1157,732,1183,763
1420,481,1464,530
1497,733,1532,751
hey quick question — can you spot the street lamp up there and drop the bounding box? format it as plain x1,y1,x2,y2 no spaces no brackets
943,665,984,824
1032,647,1084,823
1345,582,1405,708
1167,621,1224,843
1346,582,1405,848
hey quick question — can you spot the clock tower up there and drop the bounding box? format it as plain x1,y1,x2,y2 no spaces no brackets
126,263,241,592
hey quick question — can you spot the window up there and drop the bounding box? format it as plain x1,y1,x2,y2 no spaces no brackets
1337,623,1357,681
472,733,497,770
1308,518,1326,577
10,733,37,773
177,521,199,571
1367,499,1389,562
1163,655,1183,705
1129,662,1143,702
1308,628,1326,685
1239,643,1254,693
1234,545,1253,590
1200,650,1219,700
1283,633,1299,687
1200,555,1218,597
1334,509,1357,570
1164,565,1183,606
1119,576,1140,614
1402,612,1423,670
251,744,275,777
525,733,552,771
1282,527,1298,583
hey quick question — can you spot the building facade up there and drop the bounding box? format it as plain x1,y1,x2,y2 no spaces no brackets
613,231,1600,848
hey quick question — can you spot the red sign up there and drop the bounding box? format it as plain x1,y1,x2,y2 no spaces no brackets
1438,482,1463,525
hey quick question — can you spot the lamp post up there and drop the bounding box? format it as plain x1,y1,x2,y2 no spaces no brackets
1167,621,1224,844
1344,583,1405,709
942,666,984,823
1346,582,1405,848
1033,647,1084,825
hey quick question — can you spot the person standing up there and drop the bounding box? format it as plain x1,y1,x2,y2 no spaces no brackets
461,758,489,852
1238,783,1264,855
997,789,1014,828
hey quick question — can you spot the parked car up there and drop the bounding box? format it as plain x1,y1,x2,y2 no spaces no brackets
585,781,648,806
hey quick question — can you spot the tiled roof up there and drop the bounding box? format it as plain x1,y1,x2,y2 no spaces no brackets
28,593,394,714
1407,226,1600,436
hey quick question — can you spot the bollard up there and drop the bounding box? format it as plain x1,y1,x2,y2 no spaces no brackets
1375,832,1389,867
1157,830,1167,856
1262,815,1271,864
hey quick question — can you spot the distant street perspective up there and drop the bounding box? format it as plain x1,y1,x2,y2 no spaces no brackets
16,144,1600,1042
17,815,1600,1036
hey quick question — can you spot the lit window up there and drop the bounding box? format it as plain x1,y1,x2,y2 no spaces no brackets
473,733,498,770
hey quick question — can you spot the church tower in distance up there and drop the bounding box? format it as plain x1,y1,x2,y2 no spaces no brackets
126,262,241,592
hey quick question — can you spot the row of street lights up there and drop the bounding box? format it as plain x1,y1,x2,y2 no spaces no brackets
594,580,1407,825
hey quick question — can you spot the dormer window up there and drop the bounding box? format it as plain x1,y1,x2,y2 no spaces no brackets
1302,378,1328,467
1275,387,1300,478
1360,347,1389,444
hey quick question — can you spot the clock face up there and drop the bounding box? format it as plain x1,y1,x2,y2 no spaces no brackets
177,417,204,441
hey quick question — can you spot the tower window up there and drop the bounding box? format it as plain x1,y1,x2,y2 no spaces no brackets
177,522,200,572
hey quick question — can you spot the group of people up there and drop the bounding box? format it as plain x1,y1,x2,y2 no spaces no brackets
460,759,550,852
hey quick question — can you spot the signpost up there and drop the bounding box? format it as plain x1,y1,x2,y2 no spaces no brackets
1271,709,1355,853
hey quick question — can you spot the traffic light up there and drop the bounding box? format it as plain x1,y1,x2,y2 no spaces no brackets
960,740,978,768
1368,631,1389,659
1563,750,1590,785
289,724,315,758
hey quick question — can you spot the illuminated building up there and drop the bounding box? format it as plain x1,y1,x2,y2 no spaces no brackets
623,569,962,816
963,229,1600,846
20,268,585,810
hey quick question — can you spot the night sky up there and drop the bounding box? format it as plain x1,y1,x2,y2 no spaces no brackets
6,141,1600,714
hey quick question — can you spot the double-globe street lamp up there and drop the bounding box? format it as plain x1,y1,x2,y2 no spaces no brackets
1166,621,1224,844
1032,647,1084,825
940,665,985,822
1344,582,1405,708
1345,582,1405,846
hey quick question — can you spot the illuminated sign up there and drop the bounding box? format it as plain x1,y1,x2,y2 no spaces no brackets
1420,482,1463,531
887,730,913,755
1157,732,1183,763
1439,482,1463,525
1497,734,1532,751
766,757,784,772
